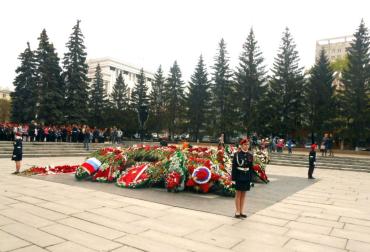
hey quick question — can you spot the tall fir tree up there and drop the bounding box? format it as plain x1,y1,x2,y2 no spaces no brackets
35,29,65,124
266,28,305,137
131,68,149,109
111,72,128,111
62,20,89,124
211,39,235,141
235,28,267,134
90,64,108,127
164,61,185,139
148,65,166,134
186,55,210,141
341,20,370,147
306,49,335,142
11,42,38,123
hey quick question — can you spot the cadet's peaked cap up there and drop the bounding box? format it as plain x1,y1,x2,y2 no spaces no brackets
240,138,249,145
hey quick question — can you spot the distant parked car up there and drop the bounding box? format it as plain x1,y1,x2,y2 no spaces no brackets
285,143,296,148
202,135,212,142
304,142,313,148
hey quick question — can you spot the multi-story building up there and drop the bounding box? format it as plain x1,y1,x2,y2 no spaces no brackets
87,57,155,98
0,88,11,101
316,36,354,91
315,35,354,62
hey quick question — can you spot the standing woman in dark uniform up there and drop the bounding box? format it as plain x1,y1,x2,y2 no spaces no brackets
232,138,253,218
12,132,23,174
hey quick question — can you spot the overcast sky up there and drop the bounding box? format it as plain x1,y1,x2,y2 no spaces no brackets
1,0,369,90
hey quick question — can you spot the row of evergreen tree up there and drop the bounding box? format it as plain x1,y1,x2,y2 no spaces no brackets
11,20,370,147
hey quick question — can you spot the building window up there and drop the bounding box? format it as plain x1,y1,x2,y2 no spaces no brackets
2,94,5,98
110,66,116,71
124,71,129,75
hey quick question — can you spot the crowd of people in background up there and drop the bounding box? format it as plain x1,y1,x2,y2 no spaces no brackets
0,122,124,146
248,132,335,156
1,122,336,156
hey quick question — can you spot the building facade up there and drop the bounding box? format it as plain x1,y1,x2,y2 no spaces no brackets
316,36,354,91
87,57,155,98
315,36,354,62
0,88,11,101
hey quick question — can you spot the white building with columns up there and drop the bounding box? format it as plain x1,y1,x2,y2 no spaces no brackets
87,57,155,98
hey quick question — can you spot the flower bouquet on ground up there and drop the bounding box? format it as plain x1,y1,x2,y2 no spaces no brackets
20,165,78,176
185,156,220,193
187,146,214,159
90,147,127,183
214,145,235,174
255,149,270,164
213,172,235,197
165,151,187,192
147,160,169,187
186,166,221,193
75,157,101,180
116,163,151,188
251,155,269,183
127,145,176,163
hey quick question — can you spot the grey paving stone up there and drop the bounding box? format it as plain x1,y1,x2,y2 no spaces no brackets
212,224,289,246
46,241,97,252
41,224,121,251
284,239,347,252
184,229,242,248
246,214,290,226
72,212,147,234
57,217,126,240
0,215,14,226
331,228,370,243
286,229,347,248
11,245,49,252
295,216,344,228
115,234,188,252
140,230,232,252
130,218,196,236
0,208,54,228
1,223,64,247
0,230,30,251
346,240,370,252
37,202,83,215
344,223,370,233
8,203,67,221
89,207,144,222
340,216,370,227
286,221,332,235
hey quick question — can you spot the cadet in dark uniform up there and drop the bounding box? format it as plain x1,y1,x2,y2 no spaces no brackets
232,138,253,218
11,132,23,174
308,144,316,179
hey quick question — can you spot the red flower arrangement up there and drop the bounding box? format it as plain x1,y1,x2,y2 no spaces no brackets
186,166,220,193
21,165,79,175
166,171,182,190
116,163,150,188
252,164,269,183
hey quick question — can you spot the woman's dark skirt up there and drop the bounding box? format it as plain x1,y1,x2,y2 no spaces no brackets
12,154,22,161
235,180,251,191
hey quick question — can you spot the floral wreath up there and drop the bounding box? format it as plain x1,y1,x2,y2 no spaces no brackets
75,157,101,180
165,151,187,191
116,163,151,188
192,167,211,184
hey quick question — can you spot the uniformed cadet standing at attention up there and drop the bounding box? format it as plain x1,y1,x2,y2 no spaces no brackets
308,144,317,179
11,131,23,174
232,138,253,218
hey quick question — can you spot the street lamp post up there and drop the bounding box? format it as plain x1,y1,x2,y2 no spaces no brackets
137,105,149,142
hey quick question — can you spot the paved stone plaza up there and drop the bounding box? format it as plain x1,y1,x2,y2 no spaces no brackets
1,157,370,251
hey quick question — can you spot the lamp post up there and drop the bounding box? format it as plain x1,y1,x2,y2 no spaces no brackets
137,105,149,142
